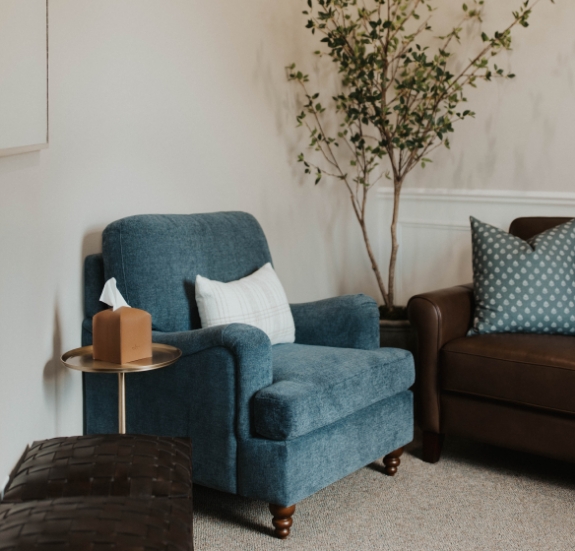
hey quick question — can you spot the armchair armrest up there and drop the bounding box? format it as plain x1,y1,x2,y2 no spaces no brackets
290,294,379,350
82,321,271,493
83,319,272,441
152,323,273,439
407,284,474,433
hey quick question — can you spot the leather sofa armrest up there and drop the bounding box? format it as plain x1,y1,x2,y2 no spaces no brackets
407,284,474,432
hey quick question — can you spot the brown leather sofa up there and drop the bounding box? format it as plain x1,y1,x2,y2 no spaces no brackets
408,217,575,464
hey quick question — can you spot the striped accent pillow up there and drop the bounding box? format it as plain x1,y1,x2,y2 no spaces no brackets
195,263,295,345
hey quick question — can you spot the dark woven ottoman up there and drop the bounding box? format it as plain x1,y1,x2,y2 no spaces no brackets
2,435,192,502
0,497,192,550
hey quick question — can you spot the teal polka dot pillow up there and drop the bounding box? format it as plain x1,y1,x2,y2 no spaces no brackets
469,216,575,335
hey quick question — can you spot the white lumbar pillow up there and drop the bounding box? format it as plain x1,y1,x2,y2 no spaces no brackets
195,263,295,345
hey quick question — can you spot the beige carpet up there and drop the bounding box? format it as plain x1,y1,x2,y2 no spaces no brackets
193,435,575,550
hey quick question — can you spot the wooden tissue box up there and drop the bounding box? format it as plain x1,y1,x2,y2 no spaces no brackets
93,307,152,364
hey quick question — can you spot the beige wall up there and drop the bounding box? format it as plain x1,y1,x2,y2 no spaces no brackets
407,0,575,191
0,0,380,482
0,0,571,482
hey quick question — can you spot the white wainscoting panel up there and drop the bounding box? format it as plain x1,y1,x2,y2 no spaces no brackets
377,188,575,306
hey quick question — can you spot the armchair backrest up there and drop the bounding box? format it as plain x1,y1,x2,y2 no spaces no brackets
85,212,272,333
509,217,572,241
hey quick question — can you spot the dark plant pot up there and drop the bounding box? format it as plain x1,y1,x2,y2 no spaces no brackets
379,319,416,353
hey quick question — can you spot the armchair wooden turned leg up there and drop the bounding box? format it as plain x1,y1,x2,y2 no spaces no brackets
422,431,444,463
383,447,404,476
269,503,296,539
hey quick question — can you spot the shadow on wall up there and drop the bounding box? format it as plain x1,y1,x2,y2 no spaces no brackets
0,151,40,176
40,229,106,438
41,229,106,437
42,308,65,435
82,229,104,261
81,226,105,308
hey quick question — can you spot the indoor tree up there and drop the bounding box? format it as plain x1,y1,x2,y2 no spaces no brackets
288,0,552,315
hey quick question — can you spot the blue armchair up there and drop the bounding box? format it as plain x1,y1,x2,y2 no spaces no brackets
82,212,414,538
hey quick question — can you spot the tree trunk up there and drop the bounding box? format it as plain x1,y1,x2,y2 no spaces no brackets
359,215,390,308
387,178,403,309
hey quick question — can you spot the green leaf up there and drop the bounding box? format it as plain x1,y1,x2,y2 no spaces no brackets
288,0,550,225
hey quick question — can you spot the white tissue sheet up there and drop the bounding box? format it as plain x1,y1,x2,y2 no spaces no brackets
99,277,130,311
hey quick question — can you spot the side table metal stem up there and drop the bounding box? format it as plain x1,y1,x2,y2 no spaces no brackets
61,344,181,435
118,373,126,434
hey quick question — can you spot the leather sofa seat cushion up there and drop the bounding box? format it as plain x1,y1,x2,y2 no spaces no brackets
254,344,414,441
441,334,575,414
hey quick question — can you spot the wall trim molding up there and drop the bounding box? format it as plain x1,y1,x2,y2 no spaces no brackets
377,187,575,207
399,219,470,232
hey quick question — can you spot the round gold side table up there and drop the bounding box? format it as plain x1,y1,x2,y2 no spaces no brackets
61,343,181,434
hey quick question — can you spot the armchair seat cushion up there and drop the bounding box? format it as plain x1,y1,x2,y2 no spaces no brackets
442,334,575,415
254,344,414,441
